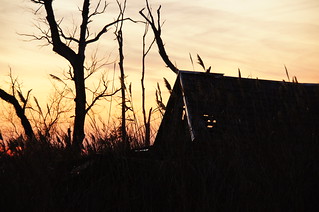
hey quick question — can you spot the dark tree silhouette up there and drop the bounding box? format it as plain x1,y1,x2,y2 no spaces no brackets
30,0,129,152
115,0,130,150
0,88,34,140
140,0,178,74
141,21,155,147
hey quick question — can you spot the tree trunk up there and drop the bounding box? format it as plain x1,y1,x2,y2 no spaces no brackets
72,61,86,152
118,29,128,151
70,0,89,153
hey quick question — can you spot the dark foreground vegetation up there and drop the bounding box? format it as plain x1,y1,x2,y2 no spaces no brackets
1,134,318,212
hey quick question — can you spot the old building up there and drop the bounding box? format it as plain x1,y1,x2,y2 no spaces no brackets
154,71,319,155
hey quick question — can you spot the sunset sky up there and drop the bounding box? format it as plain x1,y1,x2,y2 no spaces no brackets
1,0,319,133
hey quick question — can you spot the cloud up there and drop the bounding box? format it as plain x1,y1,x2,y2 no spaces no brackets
141,0,318,81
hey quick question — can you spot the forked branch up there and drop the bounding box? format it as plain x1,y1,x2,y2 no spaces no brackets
139,0,178,74
86,86,121,114
86,17,136,44
0,88,34,140
88,0,109,20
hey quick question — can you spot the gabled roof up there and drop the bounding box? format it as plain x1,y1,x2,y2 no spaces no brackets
154,71,319,151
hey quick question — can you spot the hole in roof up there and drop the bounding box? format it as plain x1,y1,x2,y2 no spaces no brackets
202,114,217,129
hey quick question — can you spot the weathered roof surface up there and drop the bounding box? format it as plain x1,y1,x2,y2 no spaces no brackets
181,71,319,141
154,71,319,150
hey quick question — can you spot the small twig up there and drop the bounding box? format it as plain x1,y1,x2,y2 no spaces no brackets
88,0,109,20
86,18,136,44
85,88,121,114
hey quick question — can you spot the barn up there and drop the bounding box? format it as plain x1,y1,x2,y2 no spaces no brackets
153,71,319,156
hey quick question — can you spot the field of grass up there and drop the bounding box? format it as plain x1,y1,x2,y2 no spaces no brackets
0,129,318,212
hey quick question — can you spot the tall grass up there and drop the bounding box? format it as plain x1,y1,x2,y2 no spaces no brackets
1,129,317,211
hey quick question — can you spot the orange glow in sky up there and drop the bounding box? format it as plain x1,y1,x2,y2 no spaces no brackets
0,0,319,136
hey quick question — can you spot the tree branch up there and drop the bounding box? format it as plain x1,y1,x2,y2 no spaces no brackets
31,0,44,4
85,88,121,114
86,18,136,44
34,0,77,65
57,24,80,44
88,0,109,20
0,89,34,139
140,0,178,74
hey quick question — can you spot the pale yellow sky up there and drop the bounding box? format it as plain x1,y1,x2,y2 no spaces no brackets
1,0,319,134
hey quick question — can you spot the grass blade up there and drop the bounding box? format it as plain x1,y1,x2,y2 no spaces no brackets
163,77,172,93
197,54,205,71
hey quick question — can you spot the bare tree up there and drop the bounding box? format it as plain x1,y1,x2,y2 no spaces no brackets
140,0,178,74
114,0,130,150
30,80,73,140
0,72,34,140
29,0,130,152
141,19,155,146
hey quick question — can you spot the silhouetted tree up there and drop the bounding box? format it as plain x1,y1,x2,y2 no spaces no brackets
115,0,130,150
139,0,180,145
141,20,154,146
0,73,34,140
30,0,129,152
140,0,178,74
